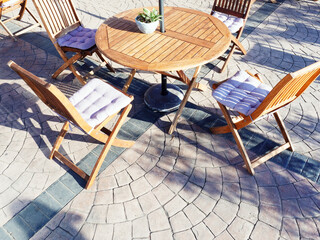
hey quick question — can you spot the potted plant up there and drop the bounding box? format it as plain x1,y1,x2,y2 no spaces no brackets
135,8,162,34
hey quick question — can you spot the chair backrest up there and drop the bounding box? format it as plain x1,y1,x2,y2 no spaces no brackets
8,61,92,132
211,0,252,19
32,0,80,41
252,61,320,119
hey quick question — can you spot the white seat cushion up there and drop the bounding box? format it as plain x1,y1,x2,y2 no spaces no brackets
69,79,132,128
57,26,96,50
0,0,20,8
212,71,272,116
212,12,244,33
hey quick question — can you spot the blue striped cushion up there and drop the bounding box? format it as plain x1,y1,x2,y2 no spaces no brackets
212,71,272,116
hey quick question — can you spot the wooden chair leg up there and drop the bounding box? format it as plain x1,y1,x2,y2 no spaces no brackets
123,69,136,93
220,44,236,73
96,50,116,73
85,104,132,189
168,66,201,134
273,111,294,151
218,103,255,175
50,122,89,181
231,35,247,55
52,53,82,79
69,64,86,85
17,0,27,21
220,35,246,73
49,121,69,159
14,8,41,36
0,20,17,41
25,7,41,25
210,124,232,134
53,51,86,85
176,70,206,91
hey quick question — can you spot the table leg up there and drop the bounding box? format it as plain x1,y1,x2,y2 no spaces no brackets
123,69,136,93
157,71,206,91
176,70,206,91
168,66,202,134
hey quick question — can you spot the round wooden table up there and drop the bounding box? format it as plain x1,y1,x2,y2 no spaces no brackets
96,6,231,134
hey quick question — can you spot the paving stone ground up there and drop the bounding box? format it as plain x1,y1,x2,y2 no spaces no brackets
0,0,320,239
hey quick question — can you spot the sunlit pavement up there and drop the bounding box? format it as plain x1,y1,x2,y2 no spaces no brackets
0,0,319,239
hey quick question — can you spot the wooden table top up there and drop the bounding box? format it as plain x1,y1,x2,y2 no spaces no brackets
96,7,231,72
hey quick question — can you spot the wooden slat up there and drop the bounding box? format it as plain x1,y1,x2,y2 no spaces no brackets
150,39,183,63
107,18,133,38
108,21,140,46
95,7,231,72
112,31,151,53
193,22,213,38
133,35,167,59
230,0,237,12
138,35,169,61
193,47,210,58
162,42,190,62
38,0,58,35
204,28,220,41
64,0,78,24
182,45,203,60
144,38,177,62
170,13,195,32
175,44,198,61
110,31,141,50
55,0,68,27
164,29,214,48
177,15,205,34
199,25,218,40
165,11,186,29
47,0,64,32
120,33,152,55
210,32,223,44
186,17,211,37
111,30,142,51
127,34,161,57
161,8,182,24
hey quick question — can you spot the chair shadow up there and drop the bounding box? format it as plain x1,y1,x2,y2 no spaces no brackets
0,82,100,161
103,16,141,33
163,100,320,182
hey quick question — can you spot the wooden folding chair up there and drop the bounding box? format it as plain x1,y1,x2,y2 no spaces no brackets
211,61,320,174
32,0,115,85
9,61,134,189
0,0,41,41
211,0,253,72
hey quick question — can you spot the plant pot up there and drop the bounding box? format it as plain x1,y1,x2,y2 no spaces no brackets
135,17,159,34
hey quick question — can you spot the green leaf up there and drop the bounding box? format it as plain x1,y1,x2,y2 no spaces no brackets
143,8,150,16
138,8,161,22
